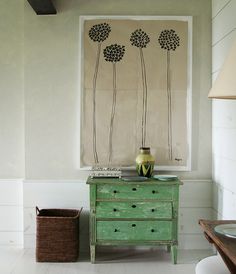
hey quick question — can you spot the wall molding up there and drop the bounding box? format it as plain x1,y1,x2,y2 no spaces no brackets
0,179,23,183
0,178,213,248
23,179,86,184
22,178,213,249
0,179,23,247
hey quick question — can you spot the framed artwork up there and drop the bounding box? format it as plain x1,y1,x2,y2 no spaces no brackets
79,16,192,171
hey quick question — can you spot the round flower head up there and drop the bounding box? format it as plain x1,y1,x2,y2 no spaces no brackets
158,29,180,51
130,29,150,48
103,44,125,63
89,23,111,43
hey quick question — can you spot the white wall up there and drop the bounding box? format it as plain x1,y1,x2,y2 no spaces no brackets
0,0,24,246
0,0,213,249
212,0,236,219
0,1,24,178
24,0,212,180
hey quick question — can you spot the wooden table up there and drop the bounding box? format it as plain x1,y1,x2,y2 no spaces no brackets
199,219,236,273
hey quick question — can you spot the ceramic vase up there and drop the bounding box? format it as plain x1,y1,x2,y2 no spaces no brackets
135,147,155,178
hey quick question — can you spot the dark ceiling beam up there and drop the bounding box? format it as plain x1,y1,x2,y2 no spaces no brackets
27,0,57,15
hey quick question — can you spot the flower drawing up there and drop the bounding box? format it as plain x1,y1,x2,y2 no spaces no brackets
103,44,125,163
89,23,111,43
88,22,111,164
158,29,180,160
158,29,180,51
130,29,150,148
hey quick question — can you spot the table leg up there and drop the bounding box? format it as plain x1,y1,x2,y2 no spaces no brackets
216,245,236,273
171,245,177,264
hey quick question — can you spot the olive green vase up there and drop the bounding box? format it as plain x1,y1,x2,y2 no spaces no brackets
135,147,155,178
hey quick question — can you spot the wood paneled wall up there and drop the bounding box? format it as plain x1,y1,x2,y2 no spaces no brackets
212,0,236,219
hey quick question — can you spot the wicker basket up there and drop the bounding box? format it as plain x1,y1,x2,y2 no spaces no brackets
36,207,82,262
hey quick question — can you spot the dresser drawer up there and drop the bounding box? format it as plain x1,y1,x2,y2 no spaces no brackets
96,184,173,200
97,220,172,241
96,201,172,219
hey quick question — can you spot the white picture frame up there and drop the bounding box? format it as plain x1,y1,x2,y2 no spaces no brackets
78,15,192,171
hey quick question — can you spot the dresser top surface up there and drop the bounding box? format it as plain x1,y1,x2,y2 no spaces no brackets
86,177,183,185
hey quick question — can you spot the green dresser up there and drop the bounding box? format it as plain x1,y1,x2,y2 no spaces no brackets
87,177,182,263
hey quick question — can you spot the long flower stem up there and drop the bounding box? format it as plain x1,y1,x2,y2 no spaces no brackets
167,50,173,160
139,48,148,148
92,42,101,164
108,63,117,163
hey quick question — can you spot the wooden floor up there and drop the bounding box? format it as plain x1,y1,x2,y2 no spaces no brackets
0,247,213,274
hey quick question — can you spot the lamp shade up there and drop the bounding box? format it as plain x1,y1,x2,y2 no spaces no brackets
208,40,236,99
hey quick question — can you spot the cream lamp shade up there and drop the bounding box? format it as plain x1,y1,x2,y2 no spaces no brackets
208,40,236,99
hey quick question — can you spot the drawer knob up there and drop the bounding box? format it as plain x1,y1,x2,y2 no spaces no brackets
113,208,117,212
132,188,137,191
151,209,155,212
114,229,118,232
151,229,155,233
132,204,137,208
113,190,118,194
152,190,158,194
132,224,136,227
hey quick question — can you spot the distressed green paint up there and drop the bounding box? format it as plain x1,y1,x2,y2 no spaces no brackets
96,201,172,219
171,245,178,264
89,185,97,245
90,245,95,263
172,183,179,244
90,184,97,207
87,177,182,185
96,240,173,245
86,177,182,264
97,184,174,200
97,220,172,241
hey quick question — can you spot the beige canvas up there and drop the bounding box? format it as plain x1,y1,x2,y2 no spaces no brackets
81,17,190,169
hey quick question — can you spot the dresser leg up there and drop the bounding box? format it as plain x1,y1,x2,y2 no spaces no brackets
171,245,177,264
90,245,96,263
167,245,171,253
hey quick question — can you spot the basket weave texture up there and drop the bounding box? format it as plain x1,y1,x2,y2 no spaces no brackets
36,207,81,262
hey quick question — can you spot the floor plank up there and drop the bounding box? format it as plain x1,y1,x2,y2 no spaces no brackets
0,247,213,274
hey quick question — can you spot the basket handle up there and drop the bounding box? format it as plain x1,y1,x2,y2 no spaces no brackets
36,206,40,215
74,207,83,218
